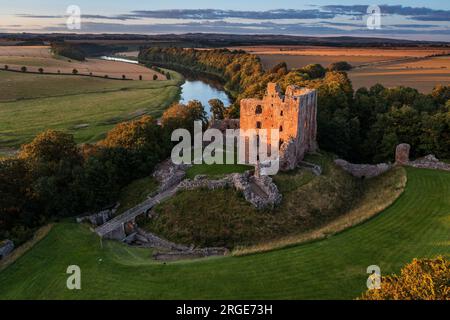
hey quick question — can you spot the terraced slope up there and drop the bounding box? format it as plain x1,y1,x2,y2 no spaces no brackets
0,168,449,299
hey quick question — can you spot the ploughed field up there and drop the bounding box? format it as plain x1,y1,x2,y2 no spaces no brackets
0,69,182,149
233,46,450,93
0,46,165,80
0,167,449,299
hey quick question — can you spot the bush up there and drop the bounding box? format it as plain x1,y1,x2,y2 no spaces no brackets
38,68,44,74
153,74,158,81
72,69,78,75
4,65,8,70
360,256,450,300
328,61,353,72
21,66,27,73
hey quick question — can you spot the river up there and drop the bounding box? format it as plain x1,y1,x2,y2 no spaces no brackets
101,56,231,117
179,80,231,116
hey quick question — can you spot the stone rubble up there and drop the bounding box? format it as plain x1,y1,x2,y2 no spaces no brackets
76,203,119,226
177,170,282,210
334,159,392,178
0,240,14,259
153,158,190,193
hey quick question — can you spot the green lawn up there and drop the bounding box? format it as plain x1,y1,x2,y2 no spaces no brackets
0,167,449,299
0,70,182,148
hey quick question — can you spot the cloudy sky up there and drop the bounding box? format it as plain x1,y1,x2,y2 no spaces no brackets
1,1,450,41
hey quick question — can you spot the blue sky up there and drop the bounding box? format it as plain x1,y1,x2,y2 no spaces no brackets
1,1,449,41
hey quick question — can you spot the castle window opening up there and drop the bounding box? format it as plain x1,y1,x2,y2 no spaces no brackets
255,105,263,114
279,125,283,132
256,121,262,129
280,110,283,116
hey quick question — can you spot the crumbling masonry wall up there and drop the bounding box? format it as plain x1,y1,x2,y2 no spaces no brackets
240,83,318,170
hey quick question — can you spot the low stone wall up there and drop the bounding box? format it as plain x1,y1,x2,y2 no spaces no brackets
408,155,450,171
0,240,14,259
177,171,282,209
334,159,392,178
76,204,119,226
153,158,190,192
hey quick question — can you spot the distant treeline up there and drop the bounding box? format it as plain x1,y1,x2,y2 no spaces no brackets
50,42,129,60
51,43,86,61
3,32,450,48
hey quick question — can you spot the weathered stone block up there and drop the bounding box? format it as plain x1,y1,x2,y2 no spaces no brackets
0,240,14,259
395,143,411,165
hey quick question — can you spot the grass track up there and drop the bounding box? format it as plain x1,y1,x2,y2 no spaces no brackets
0,167,449,299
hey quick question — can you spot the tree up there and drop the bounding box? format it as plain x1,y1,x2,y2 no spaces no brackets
153,74,158,81
360,256,450,300
38,68,44,74
21,66,27,73
72,69,78,75
99,116,170,180
18,130,81,171
300,64,326,79
327,61,352,72
4,65,8,70
0,158,33,236
208,99,226,121
122,75,126,80
431,85,450,106
161,101,207,135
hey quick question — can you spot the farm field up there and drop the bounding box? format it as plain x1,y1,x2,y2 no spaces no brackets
0,46,165,80
348,56,450,93
0,167,449,299
232,46,450,93
0,69,182,148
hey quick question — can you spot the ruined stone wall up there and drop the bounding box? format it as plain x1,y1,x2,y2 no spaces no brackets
239,83,317,171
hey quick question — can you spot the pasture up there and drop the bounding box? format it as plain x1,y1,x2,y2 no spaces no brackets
348,55,450,93
0,46,165,80
0,69,182,148
0,167,448,299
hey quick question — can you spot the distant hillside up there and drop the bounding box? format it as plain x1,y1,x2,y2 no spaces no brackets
1,33,449,48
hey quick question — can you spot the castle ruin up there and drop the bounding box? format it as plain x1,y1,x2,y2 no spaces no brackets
240,83,318,171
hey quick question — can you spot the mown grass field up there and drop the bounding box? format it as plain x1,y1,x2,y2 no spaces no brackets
0,167,448,299
0,69,182,148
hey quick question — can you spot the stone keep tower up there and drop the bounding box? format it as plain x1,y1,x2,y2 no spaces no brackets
240,83,318,171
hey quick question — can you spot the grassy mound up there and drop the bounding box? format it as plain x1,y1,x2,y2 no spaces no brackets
142,154,365,248
0,167,449,299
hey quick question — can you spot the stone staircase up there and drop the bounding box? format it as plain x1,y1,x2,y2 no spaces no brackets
94,186,178,238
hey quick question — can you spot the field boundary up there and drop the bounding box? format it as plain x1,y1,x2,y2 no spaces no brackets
1,66,137,81
233,167,407,256
0,81,181,104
